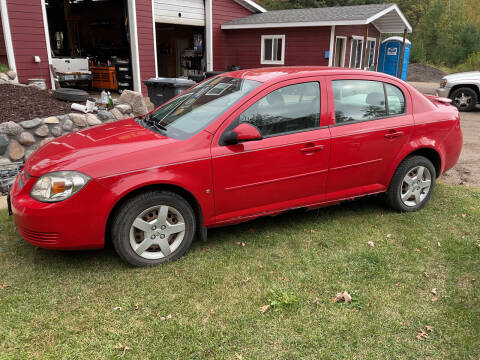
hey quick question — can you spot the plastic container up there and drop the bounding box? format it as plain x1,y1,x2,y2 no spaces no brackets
144,78,196,108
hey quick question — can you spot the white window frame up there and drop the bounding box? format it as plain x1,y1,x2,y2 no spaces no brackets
334,36,347,67
365,38,377,69
260,35,285,65
349,36,364,69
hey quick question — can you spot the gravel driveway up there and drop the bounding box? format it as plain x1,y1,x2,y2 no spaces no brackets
409,82,480,187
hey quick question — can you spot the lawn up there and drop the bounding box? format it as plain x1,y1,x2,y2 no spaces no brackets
0,183,479,359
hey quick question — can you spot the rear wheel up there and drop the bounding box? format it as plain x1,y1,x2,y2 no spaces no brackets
111,191,196,267
386,156,436,212
450,87,478,112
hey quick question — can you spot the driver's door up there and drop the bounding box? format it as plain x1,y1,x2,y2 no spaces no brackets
210,78,331,224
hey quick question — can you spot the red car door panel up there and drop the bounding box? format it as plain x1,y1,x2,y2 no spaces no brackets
325,76,414,200
211,77,330,224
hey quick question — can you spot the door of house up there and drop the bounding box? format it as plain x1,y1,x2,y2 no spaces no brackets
334,37,346,67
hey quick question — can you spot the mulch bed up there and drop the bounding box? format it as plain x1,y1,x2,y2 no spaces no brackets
0,84,73,124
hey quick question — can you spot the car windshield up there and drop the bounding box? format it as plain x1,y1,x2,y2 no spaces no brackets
146,77,261,140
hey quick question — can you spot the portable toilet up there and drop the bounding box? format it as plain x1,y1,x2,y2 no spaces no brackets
378,37,411,81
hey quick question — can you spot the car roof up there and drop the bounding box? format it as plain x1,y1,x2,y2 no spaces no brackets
223,66,399,84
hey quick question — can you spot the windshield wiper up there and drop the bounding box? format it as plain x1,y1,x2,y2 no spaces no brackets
142,113,167,132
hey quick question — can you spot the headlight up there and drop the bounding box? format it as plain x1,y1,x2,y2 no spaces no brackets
30,171,91,202
440,79,447,88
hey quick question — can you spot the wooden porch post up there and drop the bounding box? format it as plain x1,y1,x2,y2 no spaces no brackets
398,28,408,79
361,25,368,69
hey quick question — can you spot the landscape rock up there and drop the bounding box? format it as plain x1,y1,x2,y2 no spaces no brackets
6,70,16,80
24,149,36,160
51,126,63,137
8,140,24,161
18,132,35,146
86,113,102,126
39,137,53,147
97,110,114,121
0,157,11,165
58,114,69,122
115,104,132,114
0,73,8,82
111,108,128,120
0,134,9,154
43,116,59,124
34,124,50,137
118,90,148,116
62,119,73,131
19,118,42,129
0,121,23,135
69,113,87,127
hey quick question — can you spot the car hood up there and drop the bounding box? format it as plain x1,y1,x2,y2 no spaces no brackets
444,71,480,82
25,119,180,178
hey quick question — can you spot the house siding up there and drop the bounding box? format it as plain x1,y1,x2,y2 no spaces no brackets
334,24,380,68
222,26,331,70
212,0,252,71
6,0,49,85
136,0,156,94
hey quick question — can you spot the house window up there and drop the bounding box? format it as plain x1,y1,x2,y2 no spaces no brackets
366,39,376,69
261,35,285,65
349,38,363,69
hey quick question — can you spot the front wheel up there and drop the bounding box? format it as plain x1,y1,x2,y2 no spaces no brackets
111,191,196,267
450,87,478,112
386,156,436,212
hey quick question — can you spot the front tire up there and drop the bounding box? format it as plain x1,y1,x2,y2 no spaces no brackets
386,156,436,212
111,191,196,267
450,87,478,112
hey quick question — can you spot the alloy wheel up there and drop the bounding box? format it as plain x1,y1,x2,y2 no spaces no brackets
400,166,432,207
454,92,472,109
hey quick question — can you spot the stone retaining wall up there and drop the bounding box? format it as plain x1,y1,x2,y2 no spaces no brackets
0,90,151,164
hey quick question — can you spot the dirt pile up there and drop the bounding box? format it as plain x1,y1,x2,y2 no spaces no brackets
407,63,447,83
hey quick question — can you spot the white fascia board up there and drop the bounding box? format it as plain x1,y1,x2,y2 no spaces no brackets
128,0,141,92
222,19,366,30
328,25,335,67
151,0,158,77
0,0,16,77
366,4,412,33
234,0,266,13
205,0,213,72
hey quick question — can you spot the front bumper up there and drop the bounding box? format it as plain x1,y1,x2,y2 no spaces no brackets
10,172,115,250
435,87,450,98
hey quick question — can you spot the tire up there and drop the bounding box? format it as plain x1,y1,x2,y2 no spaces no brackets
450,87,478,112
53,88,89,102
386,156,436,212
111,191,196,267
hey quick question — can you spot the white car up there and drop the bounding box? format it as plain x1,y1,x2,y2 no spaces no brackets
436,71,480,111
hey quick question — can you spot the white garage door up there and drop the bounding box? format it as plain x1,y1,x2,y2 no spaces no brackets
154,0,205,26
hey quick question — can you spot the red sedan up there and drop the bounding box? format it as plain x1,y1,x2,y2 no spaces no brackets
10,67,462,266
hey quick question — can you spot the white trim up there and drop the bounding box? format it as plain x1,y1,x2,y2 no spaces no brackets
223,19,368,30
128,0,141,92
348,36,363,69
260,34,285,65
233,0,266,13
334,36,347,67
0,0,16,78
40,0,55,89
365,38,376,69
328,25,335,67
366,4,412,33
205,0,213,72
151,0,158,77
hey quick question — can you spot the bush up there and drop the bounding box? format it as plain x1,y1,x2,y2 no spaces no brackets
0,63,9,73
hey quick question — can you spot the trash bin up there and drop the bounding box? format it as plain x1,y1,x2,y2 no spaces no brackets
205,71,224,79
144,77,196,108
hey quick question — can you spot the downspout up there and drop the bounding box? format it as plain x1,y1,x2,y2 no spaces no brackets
1,0,17,80
40,0,55,89
205,0,213,72
128,0,141,92
328,25,335,67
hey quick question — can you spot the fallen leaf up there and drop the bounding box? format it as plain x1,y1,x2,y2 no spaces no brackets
333,291,352,303
259,304,271,313
134,304,139,310
236,241,246,247
203,308,215,323
166,314,172,319
312,297,320,305
423,272,429,278
425,325,434,332
175,268,179,276
437,242,441,247
317,240,327,247
113,306,122,311
200,248,209,253
283,277,292,282
242,277,251,283
395,283,401,287
431,297,438,302
414,248,421,252
367,300,371,307
0,283,11,290
461,213,467,218
235,353,243,360
114,343,131,356
416,329,428,340
367,241,375,247
258,264,264,269
386,234,393,239
431,288,437,296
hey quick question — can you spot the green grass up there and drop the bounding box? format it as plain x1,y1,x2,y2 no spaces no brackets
0,63,9,73
0,183,479,359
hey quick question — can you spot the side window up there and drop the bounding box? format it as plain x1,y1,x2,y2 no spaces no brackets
385,83,406,115
332,80,387,124
236,82,320,137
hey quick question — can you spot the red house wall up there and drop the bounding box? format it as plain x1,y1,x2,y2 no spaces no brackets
222,26,331,70
212,0,252,71
136,0,156,94
334,24,380,68
0,9,7,66
6,0,49,85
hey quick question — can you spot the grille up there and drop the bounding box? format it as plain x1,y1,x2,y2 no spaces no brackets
18,227,60,245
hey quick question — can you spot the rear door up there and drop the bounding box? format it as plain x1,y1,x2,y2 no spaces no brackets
325,75,413,200
211,77,330,224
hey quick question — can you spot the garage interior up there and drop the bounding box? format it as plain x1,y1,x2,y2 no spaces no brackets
45,0,133,92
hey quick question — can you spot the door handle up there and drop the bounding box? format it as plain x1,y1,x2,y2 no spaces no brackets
300,144,325,153
384,130,404,139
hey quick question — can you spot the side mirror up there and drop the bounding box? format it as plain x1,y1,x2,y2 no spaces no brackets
222,123,262,145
